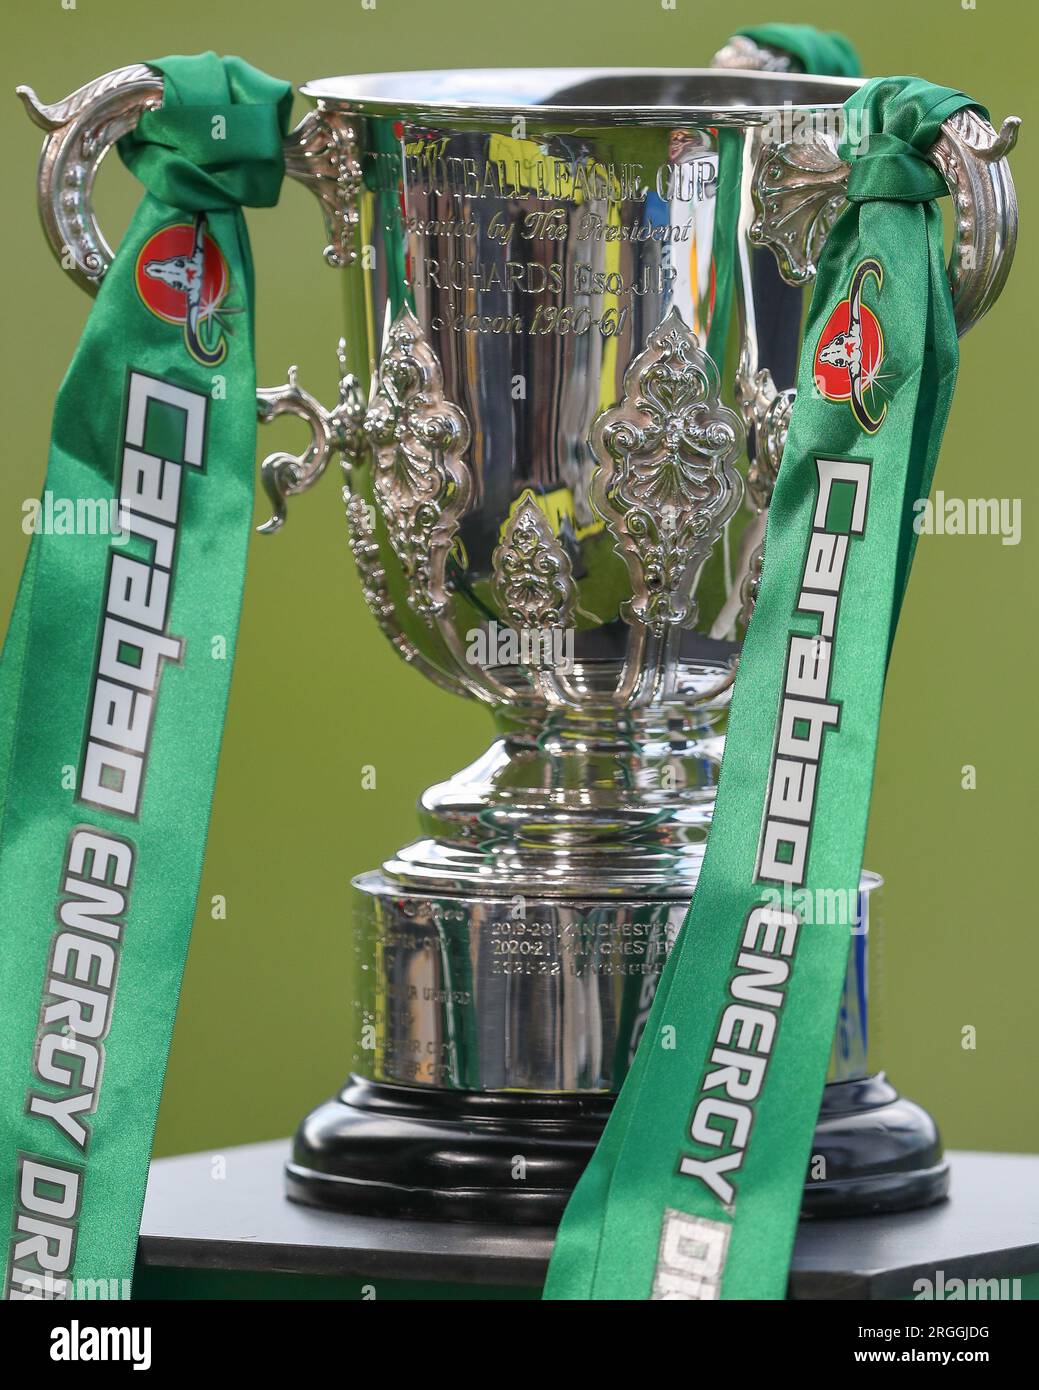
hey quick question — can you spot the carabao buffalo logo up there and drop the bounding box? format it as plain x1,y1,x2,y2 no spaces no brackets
813,258,889,434
135,215,232,366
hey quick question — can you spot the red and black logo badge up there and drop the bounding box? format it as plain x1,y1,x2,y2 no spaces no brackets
135,214,235,366
813,258,890,434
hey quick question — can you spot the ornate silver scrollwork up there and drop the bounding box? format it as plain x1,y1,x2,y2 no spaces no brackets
737,362,795,513
750,132,848,287
735,366,794,630
256,340,365,534
491,490,580,708
711,36,796,73
930,108,1020,338
18,64,163,293
18,64,362,292
364,305,474,624
21,66,366,530
344,490,395,634
590,308,744,639
739,543,767,630
281,104,362,269
491,491,576,632
750,110,1020,336
342,486,462,696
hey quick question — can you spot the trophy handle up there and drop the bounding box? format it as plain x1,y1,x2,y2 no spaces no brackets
255,340,366,535
257,340,475,698
17,63,361,289
749,107,1020,337
730,109,1019,624
18,63,365,531
713,33,1021,335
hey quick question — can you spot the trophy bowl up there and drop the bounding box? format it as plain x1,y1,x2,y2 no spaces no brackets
21,53,1018,1225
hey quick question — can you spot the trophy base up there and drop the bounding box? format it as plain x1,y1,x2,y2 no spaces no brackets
285,1072,949,1223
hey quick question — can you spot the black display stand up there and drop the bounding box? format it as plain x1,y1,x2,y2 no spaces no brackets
289,1072,949,1221
135,1142,1039,1300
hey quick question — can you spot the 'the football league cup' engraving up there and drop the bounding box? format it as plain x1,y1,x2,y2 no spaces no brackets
396,129,721,340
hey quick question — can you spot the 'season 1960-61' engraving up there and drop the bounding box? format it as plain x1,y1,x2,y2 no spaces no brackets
391,135,720,338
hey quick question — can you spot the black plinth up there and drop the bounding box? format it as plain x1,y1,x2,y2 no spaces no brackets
137,1142,1039,1300
286,1071,948,1223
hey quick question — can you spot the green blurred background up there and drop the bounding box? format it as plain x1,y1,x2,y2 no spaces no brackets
2,0,1035,1160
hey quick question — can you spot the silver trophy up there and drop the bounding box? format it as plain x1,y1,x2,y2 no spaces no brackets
22,44,1019,1221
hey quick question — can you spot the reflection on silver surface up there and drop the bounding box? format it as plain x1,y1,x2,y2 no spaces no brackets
22,64,1019,1103
314,70,1015,1100
300,67,862,123
350,871,881,1091
351,882,685,1091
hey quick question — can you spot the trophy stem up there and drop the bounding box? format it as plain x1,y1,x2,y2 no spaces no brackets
285,767,951,1223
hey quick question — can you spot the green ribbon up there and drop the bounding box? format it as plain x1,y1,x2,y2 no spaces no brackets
545,76,979,1301
736,23,862,78
705,26,861,412
0,53,289,1299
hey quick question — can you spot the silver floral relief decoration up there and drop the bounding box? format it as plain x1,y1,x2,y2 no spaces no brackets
735,354,795,630
282,104,363,269
739,541,767,631
343,489,399,642
736,358,795,513
364,305,473,623
710,35,796,72
750,128,849,285
751,107,1020,324
342,485,466,698
491,491,576,631
589,308,744,638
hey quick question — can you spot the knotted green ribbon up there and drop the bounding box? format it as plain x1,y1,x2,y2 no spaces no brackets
736,23,861,78
0,53,289,1299
545,76,979,1301
122,55,290,210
